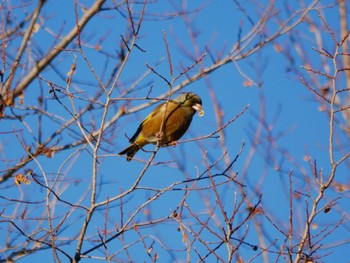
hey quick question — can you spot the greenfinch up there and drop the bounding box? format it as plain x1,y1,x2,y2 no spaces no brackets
119,92,204,161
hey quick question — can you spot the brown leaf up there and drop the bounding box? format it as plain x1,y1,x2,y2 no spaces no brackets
143,207,150,216
153,253,158,260
15,174,30,186
303,155,311,161
133,224,139,231
243,79,253,87
33,23,40,33
274,43,283,52
332,181,349,193
39,145,55,158
293,191,301,200
95,44,101,51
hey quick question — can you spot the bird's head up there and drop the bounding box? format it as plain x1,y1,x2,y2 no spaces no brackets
174,93,204,117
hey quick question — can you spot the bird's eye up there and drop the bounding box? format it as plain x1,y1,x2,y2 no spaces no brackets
192,98,199,105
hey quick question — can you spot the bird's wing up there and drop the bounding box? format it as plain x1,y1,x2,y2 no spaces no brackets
164,107,192,140
129,102,166,142
129,122,143,142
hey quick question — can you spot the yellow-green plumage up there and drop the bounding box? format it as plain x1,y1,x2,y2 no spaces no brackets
119,93,204,161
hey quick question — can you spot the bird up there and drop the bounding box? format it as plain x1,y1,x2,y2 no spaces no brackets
119,92,204,161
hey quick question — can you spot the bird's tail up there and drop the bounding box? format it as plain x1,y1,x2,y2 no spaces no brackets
118,143,140,162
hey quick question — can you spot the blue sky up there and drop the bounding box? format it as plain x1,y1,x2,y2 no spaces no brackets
1,1,349,262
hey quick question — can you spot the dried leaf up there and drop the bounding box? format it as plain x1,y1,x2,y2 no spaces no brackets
143,207,150,216
45,149,54,158
274,43,283,52
39,146,55,158
247,205,263,215
318,104,327,112
33,23,40,33
34,241,41,248
293,191,301,200
15,174,30,185
303,155,311,161
243,79,253,87
95,44,101,51
5,96,14,106
332,181,348,193
153,253,158,260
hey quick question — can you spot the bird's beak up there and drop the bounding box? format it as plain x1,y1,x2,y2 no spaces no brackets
193,103,204,117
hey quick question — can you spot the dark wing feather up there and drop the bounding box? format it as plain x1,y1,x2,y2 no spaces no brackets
129,123,143,142
163,106,193,142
